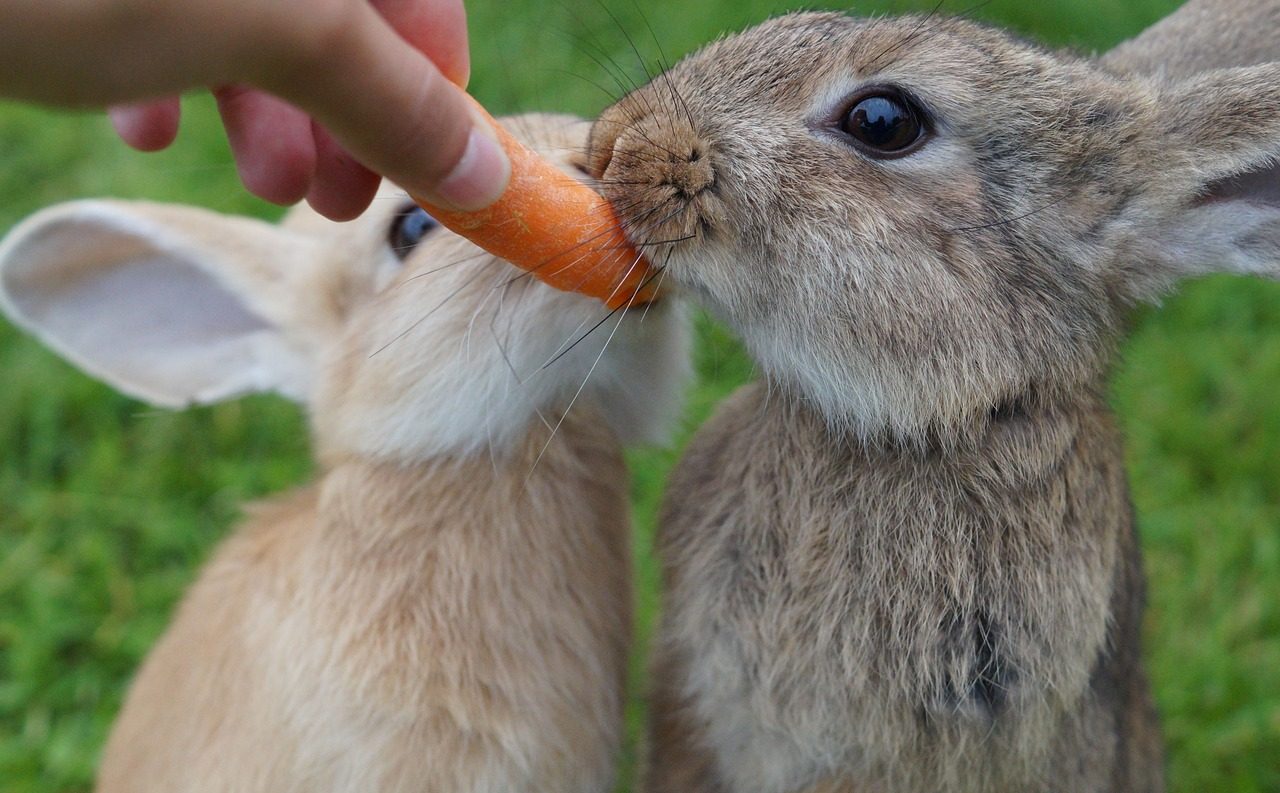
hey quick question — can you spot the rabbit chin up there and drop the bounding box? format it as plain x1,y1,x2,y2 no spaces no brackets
665,250,1014,445
311,284,692,463
734,319,1050,445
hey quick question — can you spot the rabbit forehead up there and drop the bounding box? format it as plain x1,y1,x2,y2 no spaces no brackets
667,13,1075,110
665,12,1134,177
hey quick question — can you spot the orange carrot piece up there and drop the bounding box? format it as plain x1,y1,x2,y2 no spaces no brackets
413,99,656,310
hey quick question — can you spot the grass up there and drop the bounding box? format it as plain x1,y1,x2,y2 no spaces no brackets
1,0,1278,790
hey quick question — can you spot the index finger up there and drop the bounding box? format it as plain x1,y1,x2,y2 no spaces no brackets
259,1,507,210
372,0,470,87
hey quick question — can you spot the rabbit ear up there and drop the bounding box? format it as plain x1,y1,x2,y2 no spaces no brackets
0,200,325,408
1139,64,1280,288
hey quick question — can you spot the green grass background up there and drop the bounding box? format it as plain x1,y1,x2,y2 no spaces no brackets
2,0,1279,790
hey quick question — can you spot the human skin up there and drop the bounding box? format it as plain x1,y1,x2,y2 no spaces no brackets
0,0,510,220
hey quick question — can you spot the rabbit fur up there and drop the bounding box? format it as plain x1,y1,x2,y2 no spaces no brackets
0,114,691,793
581,3,1280,792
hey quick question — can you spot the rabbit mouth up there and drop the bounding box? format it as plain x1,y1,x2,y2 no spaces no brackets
592,172,724,309
593,147,721,252
585,101,725,294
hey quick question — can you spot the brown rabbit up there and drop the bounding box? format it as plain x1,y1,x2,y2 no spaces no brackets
580,2,1280,792
0,115,690,793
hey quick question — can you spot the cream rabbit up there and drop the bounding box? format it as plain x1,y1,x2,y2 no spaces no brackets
0,114,690,793
580,3,1280,792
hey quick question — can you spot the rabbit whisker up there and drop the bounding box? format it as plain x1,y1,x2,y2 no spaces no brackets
525,259,647,482
539,253,665,373
593,0,656,88
542,66,628,107
554,200,676,295
634,232,697,248
591,0,687,144
493,200,654,293
369,261,495,357
392,249,495,286
559,8,686,161
637,249,676,324
464,261,507,365
492,194,669,301
945,194,1070,232
626,0,695,130
866,0,949,71
540,302,627,372
538,238,656,374
554,17,650,115
488,277,528,384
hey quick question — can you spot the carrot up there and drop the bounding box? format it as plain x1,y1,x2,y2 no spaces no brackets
413,98,657,310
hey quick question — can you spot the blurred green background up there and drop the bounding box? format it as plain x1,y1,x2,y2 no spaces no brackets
2,0,1279,790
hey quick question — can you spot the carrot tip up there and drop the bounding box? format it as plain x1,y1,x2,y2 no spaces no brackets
414,97,658,308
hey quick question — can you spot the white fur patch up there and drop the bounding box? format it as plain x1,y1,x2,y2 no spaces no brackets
314,244,692,461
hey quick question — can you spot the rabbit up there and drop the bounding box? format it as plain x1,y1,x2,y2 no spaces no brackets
577,2,1280,792
0,113,691,793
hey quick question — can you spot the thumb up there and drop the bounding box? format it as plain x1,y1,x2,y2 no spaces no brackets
259,3,509,211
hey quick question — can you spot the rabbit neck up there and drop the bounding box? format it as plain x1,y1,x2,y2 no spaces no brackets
312,407,629,549
186,407,632,786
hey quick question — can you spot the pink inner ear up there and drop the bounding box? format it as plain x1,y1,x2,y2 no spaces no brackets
1202,163,1280,207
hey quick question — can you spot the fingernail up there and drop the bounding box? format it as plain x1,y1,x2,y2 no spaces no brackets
433,127,510,211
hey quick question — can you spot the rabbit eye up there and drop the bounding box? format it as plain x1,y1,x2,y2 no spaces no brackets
389,205,440,260
839,91,926,156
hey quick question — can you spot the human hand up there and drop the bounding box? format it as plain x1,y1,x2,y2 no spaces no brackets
0,0,510,220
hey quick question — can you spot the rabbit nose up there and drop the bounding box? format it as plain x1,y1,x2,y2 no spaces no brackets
587,95,722,245
601,129,717,199
587,102,715,199
667,144,715,198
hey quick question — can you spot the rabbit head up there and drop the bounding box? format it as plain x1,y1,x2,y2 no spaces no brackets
0,114,691,462
587,12,1280,443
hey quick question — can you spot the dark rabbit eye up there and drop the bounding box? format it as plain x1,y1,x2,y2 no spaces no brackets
389,205,440,259
839,91,926,156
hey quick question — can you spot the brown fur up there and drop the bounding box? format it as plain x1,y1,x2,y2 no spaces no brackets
582,5,1280,792
649,386,1159,792
97,412,631,793
1104,0,1280,77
